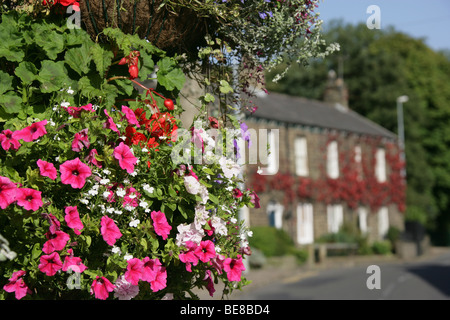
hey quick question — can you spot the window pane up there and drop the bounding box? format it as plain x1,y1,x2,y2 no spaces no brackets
327,141,339,179
295,137,309,176
375,148,386,182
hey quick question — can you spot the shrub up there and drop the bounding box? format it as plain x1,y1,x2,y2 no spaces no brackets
371,240,392,255
249,226,294,258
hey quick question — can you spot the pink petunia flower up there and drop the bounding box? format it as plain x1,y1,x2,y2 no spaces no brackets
85,148,102,168
232,188,243,198
62,103,94,118
62,250,87,273
141,257,159,283
141,258,167,292
100,215,122,246
45,213,61,235
203,270,215,297
113,142,137,174
0,176,17,210
39,252,63,276
124,258,144,285
223,255,246,282
103,109,120,133
0,129,21,151
15,188,43,211
151,210,172,240
122,106,140,128
3,270,31,300
209,254,226,275
37,159,57,180
60,158,92,189
151,266,167,292
91,276,115,300
179,241,199,272
14,119,47,142
71,128,90,152
64,206,84,235
42,230,70,254
249,190,260,208
194,240,216,263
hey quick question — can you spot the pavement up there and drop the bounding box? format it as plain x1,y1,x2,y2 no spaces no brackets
193,246,450,300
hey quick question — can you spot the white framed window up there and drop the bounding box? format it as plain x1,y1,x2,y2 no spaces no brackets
378,206,389,238
354,145,363,180
358,207,368,234
295,136,309,176
267,202,284,229
327,140,339,179
327,204,343,233
375,148,386,182
263,129,279,175
297,203,314,245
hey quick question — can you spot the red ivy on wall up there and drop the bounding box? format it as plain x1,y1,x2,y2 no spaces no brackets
248,136,406,213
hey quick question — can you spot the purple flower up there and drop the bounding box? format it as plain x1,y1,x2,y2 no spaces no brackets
240,122,252,148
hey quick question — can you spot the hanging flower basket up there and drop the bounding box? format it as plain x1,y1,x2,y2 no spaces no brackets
78,0,210,55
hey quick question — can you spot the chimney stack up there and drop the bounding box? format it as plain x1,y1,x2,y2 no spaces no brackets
323,69,349,110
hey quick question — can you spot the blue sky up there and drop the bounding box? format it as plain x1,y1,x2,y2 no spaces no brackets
316,0,450,52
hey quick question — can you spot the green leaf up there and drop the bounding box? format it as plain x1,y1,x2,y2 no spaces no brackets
0,23,24,62
209,193,219,204
36,29,65,60
0,94,22,114
0,71,13,94
202,167,215,175
219,80,233,94
15,61,38,84
90,43,114,77
158,68,185,91
85,235,92,248
65,45,92,76
156,57,185,91
168,185,177,198
139,52,155,81
140,238,147,251
31,243,41,260
203,93,215,103
178,204,188,219
38,60,68,93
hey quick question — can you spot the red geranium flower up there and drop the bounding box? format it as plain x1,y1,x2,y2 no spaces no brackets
148,112,178,141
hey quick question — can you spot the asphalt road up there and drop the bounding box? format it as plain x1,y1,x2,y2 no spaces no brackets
237,251,450,300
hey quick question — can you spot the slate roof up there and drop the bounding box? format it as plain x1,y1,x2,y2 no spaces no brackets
244,91,397,140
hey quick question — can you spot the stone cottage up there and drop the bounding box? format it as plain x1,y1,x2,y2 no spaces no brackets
240,72,406,246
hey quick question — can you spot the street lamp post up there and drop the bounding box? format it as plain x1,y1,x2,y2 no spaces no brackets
397,95,408,177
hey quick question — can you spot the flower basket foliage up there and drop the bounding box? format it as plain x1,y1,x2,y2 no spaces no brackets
0,12,258,300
